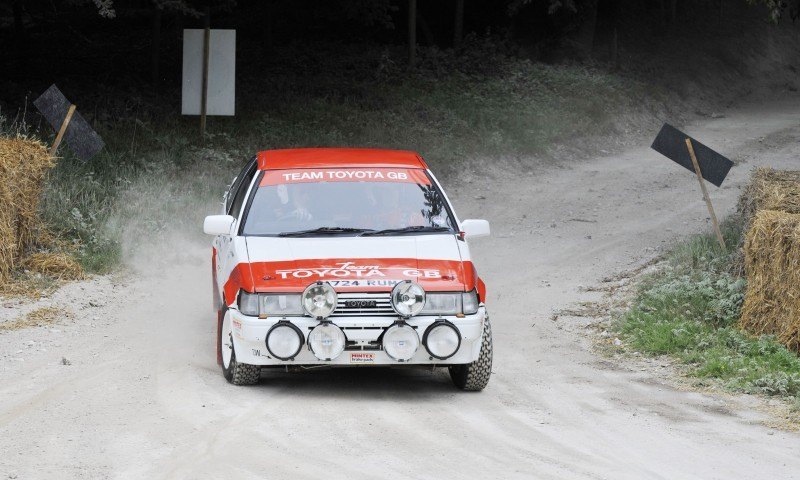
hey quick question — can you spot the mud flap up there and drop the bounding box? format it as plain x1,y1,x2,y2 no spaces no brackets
216,307,224,366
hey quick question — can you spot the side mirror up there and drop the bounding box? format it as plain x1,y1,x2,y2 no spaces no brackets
460,219,490,239
204,215,236,236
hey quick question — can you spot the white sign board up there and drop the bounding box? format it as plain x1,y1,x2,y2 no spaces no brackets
182,29,236,116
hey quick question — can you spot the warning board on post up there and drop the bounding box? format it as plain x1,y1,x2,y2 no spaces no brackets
33,85,105,161
650,123,733,187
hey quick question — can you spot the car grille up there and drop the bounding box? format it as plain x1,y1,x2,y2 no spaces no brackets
331,292,396,317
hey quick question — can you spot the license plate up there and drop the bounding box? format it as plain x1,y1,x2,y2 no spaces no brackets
350,352,375,364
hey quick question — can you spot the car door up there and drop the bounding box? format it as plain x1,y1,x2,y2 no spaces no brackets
214,157,258,307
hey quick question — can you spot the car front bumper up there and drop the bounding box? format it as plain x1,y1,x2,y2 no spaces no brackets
229,307,487,366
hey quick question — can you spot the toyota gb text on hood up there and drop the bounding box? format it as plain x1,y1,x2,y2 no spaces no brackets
204,148,492,390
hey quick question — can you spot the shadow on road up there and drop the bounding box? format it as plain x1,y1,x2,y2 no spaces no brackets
253,366,462,398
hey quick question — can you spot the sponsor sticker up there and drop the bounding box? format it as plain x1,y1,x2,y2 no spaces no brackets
350,352,376,364
261,168,431,186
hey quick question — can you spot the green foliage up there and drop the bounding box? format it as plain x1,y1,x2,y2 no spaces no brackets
615,219,800,399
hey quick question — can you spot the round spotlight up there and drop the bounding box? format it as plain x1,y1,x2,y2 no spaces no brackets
308,323,346,361
266,321,304,360
423,321,461,360
390,281,426,317
382,323,420,361
302,282,337,319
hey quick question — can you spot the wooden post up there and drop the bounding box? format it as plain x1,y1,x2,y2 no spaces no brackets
200,7,211,137
408,0,417,68
611,27,619,70
686,138,726,250
49,104,76,157
453,0,464,49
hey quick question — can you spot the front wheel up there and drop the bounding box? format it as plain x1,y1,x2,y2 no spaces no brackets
220,308,261,385
449,314,492,391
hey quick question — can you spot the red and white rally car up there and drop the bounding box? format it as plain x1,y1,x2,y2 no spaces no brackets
204,148,492,390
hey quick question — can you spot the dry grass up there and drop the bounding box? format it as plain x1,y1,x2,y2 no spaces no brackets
23,252,84,280
0,136,55,282
741,210,800,352
0,306,72,332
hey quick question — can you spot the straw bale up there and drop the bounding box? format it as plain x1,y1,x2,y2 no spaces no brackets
23,252,84,280
0,136,54,282
741,210,800,351
738,167,800,225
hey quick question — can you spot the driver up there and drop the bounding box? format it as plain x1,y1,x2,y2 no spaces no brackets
271,184,313,222
284,184,313,221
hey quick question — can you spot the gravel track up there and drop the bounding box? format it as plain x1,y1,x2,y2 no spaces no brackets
2,97,800,479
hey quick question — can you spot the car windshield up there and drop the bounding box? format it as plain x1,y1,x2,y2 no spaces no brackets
241,167,456,236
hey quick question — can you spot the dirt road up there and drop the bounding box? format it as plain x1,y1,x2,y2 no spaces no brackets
3,97,800,479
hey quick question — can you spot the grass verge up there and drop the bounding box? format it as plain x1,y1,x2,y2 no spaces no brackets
614,217,800,405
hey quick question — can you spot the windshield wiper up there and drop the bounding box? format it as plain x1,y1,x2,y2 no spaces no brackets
360,226,452,237
278,227,374,237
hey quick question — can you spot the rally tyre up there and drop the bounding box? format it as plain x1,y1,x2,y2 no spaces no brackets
227,349,261,386
220,307,261,386
449,314,492,391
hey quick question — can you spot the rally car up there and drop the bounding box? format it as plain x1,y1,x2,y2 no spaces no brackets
203,148,492,390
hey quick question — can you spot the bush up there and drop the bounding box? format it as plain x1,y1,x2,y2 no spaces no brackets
615,218,800,399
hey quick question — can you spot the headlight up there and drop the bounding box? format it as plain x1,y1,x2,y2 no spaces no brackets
308,323,346,360
382,323,420,361
261,294,303,316
237,291,302,317
302,282,337,319
417,290,480,315
420,293,461,315
390,281,426,317
423,321,461,359
266,321,304,360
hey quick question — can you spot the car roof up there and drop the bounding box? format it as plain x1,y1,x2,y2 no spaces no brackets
256,148,429,170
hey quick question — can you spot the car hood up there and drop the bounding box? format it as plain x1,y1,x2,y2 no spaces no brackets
243,235,475,293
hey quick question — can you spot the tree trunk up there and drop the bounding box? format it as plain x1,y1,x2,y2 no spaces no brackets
13,0,25,44
575,0,598,58
611,27,619,70
151,7,162,88
418,12,435,47
408,0,417,68
453,0,464,49
266,1,274,50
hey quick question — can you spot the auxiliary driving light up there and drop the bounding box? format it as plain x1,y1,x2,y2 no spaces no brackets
308,323,346,361
382,323,420,361
390,281,426,317
266,321,304,360
423,321,461,360
302,282,337,319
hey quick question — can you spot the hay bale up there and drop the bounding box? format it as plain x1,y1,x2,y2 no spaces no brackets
741,210,800,352
0,136,54,282
23,252,84,280
731,167,800,277
738,167,800,226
